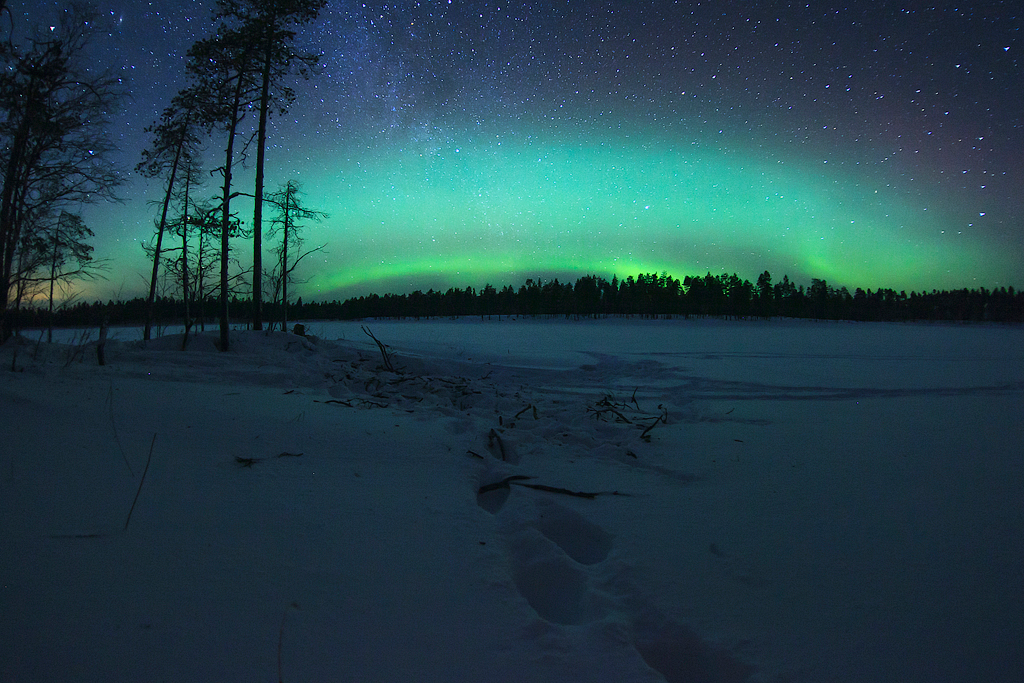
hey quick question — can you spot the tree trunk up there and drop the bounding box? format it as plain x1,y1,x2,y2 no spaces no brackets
0,115,31,343
180,177,192,350
220,77,246,353
252,32,273,332
47,230,58,343
282,187,291,331
143,141,183,342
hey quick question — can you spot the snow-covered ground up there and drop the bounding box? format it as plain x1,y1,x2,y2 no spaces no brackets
2,318,1022,682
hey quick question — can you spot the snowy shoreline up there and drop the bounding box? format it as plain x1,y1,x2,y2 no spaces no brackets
2,320,1022,682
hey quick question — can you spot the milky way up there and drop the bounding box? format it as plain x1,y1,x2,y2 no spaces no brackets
13,1,1023,298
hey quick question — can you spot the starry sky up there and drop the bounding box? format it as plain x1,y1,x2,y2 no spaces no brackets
12,0,1024,300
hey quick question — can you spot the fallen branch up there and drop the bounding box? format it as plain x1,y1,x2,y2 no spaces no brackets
587,405,633,423
478,475,533,494
315,398,389,409
513,482,599,499
639,405,669,442
476,475,628,499
514,404,538,420
124,434,157,531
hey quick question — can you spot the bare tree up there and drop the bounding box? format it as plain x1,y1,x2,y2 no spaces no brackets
0,4,124,341
265,180,325,330
42,211,103,342
137,90,205,341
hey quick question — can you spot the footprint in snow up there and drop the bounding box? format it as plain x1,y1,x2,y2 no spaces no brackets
531,498,614,565
506,527,608,626
496,498,616,626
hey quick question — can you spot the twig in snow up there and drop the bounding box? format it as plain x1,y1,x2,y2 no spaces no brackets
477,475,628,499
478,475,533,494
639,405,669,442
107,382,135,477
514,404,538,420
362,326,394,372
315,398,389,409
587,405,633,423
123,434,156,531
278,601,300,683
513,482,599,499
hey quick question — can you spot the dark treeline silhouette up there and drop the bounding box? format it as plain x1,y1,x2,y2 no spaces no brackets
329,272,1023,323
11,271,1024,332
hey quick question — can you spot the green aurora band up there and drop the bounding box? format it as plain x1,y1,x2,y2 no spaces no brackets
289,130,1013,298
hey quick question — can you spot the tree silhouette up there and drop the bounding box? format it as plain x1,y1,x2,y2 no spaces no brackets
0,5,123,341
264,180,326,331
212,0,326,332
137,89,205,341
41,211,100,342
187,19,263,351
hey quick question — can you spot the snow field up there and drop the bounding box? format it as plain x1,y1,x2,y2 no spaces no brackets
2,318,1023,682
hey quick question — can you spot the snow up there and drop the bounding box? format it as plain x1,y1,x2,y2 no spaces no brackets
2,318,1023,682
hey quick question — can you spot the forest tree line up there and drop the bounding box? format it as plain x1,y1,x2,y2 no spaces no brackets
11,271,1024,330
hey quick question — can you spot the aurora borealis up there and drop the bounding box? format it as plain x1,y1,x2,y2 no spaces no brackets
12,1,1024,299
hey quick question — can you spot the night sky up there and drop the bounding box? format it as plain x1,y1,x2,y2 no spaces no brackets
13,1,1024,300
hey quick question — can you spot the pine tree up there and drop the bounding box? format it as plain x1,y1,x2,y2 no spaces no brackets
212,0,326,332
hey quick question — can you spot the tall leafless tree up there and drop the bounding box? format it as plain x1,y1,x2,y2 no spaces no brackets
0,4,123,341
265,180,325,331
